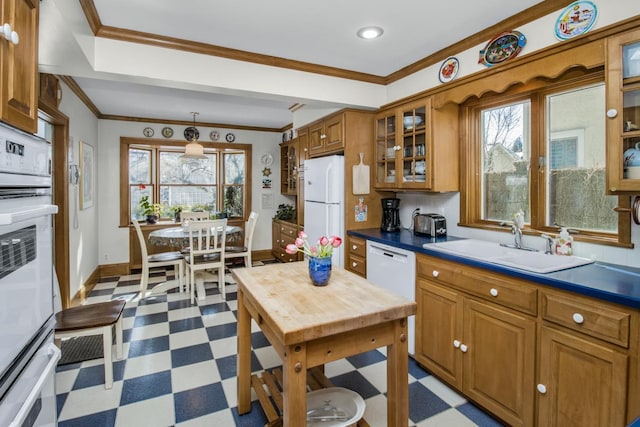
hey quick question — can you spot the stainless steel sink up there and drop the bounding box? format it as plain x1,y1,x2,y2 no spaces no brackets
424,239,593,273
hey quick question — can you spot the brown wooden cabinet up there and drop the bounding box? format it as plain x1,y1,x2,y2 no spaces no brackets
280,140,297,195
605,28,640,193
415,256,536,427
345,235,366,277
374,97,458,192
271,219,301,263
415,252,640,426
0,0,39,133
308,113,344,157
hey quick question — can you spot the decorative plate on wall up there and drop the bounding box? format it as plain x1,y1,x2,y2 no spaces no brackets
225,132,236,143
184,126,199,141
143,127,154,137
478,31,526,67
161,127,173,138
554,1,597,41
209,130,220,141
438,57,459,83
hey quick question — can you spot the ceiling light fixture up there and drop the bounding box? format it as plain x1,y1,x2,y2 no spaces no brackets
356,26,384,40
181,112,206,159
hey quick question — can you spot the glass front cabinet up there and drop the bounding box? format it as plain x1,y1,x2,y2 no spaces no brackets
374,97,459,192
606,28,640,193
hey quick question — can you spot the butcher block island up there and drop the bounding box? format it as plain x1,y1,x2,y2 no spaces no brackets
233,262,416,426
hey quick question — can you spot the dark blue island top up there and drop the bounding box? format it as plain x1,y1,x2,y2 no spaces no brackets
348,228,640,309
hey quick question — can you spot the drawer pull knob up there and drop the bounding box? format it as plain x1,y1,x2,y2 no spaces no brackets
432,270,439,278
489,288,498,297
453,340,460,348
572,313,584,324
460,344,468,353
352,262,357,267
352,245,357,250
537,384,547,394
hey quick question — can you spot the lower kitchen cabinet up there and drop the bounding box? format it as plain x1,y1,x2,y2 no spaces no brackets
416,278,535,426
415,252,640,426
537,325,628,427
345,235,366,277
271,219,301,263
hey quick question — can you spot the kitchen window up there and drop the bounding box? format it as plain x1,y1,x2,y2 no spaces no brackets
119,138,251,226
460,72,630,246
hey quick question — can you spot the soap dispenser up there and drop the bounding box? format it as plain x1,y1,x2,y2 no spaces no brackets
555,228,573,255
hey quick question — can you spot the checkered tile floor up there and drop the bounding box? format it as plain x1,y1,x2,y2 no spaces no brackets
55,262,503,426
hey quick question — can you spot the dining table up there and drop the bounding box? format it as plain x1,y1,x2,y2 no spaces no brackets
233,261,416,426
146,224,242,299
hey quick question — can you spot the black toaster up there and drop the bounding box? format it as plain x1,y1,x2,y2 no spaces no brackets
414,213,447,237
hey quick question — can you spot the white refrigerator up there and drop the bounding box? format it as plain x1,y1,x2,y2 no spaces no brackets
304,155,345,268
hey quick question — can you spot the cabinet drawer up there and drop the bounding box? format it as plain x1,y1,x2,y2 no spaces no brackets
347,254,366,277
348,236,366,258
279,222,298,238
541,290,630,348
417,255,537,316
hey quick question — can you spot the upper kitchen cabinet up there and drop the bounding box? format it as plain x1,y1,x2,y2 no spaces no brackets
374,97,459,192
308,113,344,157
0,0,38,133
606,28,640,193
280,139,297,195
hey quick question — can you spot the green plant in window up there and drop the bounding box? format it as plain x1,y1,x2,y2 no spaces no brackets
139,195,161,223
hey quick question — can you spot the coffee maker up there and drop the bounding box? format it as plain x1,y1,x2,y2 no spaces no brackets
381,198,401,232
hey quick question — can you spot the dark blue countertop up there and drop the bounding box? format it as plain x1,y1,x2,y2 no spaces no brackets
348,228,640,309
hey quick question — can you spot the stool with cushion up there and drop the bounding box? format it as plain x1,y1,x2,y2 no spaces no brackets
54,299,126,389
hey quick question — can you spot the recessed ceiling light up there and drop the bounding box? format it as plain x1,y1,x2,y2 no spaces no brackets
357,26,384,40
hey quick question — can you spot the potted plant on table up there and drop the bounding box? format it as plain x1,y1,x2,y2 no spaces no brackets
285,231,342,286
139,195,162,224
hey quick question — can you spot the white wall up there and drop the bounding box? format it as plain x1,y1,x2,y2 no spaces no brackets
58,80,100,296
96,121,285,265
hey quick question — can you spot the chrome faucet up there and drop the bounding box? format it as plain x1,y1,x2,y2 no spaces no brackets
500,210,538,252
540,234,555,255
512,223,523,249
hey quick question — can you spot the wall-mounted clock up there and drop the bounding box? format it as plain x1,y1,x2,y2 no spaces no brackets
225,132,236,143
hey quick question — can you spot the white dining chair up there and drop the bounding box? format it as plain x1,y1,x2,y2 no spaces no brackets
132,219,185,296
225,211,259,267
184,218,227,304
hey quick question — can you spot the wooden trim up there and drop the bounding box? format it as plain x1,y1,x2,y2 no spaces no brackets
99,263,130,278
69,266,100,308
385,0,576,84
100,114,282,133
38,102,71,309
78,0,574,85
58,75,101,117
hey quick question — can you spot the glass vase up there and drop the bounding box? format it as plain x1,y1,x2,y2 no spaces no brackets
308,256,332,286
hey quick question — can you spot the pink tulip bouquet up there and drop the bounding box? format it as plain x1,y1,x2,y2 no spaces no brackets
285,231,342,258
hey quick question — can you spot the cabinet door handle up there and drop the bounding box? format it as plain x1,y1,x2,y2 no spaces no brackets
606,108,617,118
572,313,584,324
453,340,460,348
432,270,439,278
352,244,358,250
352,262,358,268
460,344,468,353
489,288,498,297
320,133,326,139
537,384,547,394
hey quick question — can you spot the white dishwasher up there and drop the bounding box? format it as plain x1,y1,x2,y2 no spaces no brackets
366,240,416,355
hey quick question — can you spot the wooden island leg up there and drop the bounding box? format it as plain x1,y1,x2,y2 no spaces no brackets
282,343,307,426
237,289,252,414
387,318,409,427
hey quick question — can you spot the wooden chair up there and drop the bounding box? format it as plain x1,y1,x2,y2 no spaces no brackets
132,219,185,296
55,299,126,389
184,219,227,304
225,211,259,267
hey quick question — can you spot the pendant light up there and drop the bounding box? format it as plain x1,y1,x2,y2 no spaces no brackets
181,112,206,159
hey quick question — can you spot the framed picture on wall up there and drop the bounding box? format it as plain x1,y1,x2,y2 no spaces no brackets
79,141,94,210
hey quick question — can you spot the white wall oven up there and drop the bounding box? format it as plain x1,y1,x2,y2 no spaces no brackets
0,123,59,427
